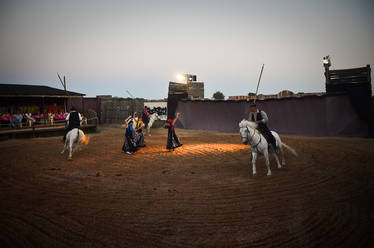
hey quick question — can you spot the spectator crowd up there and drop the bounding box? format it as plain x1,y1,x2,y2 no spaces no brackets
0,110,87,129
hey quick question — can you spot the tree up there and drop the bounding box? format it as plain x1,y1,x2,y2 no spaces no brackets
212,91,225,100
248,92,256,96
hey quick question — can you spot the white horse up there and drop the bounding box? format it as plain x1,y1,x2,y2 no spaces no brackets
61,128,90,160
239,120,297,176
146,113,159,136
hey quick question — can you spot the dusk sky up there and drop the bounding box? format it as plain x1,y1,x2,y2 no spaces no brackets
0,0,373,98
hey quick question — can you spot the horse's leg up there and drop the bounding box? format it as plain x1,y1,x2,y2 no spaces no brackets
68,139,73,160
272,152,282,169
280,145,286,166
264,149,272,176
72,143,79,154
272,140,282,168
148,120,153,136
251,152,258,175
72,132,82,154
275,135,286,166
277,140,286,166
61,140,67,154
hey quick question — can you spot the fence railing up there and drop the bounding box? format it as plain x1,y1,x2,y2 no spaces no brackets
0,117,98,130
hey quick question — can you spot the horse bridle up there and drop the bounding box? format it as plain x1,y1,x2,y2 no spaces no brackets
246,126,262,151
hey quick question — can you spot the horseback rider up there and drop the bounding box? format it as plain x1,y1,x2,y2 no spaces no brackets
142,106,150,128
63,107,82,142
248,102,276,150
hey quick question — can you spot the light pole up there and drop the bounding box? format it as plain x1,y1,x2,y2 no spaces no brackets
323,55,331,84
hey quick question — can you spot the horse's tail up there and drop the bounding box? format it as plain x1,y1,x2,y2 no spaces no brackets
82,135,90,145
282,142,298,157
77,129,89,145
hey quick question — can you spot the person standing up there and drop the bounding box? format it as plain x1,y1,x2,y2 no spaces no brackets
122,117,137,155
135,117,146,147
142,106,150,128
10,111,23,128
25,112,35,127
166,112,182,151
248,103,276,150
63,107,82,142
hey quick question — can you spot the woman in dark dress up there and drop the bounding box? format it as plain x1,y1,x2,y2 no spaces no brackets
122,118,137,155
166,112,182,151
135,117,146,147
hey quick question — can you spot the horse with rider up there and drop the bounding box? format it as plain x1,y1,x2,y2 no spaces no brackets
239,102,297,176
61,107,89,160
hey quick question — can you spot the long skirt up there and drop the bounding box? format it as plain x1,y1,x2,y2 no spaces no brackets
135,131,146,147
166,128,181,150
122,135,137,153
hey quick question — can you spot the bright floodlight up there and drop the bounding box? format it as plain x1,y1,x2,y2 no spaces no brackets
323,55,331,66
177,74,186,81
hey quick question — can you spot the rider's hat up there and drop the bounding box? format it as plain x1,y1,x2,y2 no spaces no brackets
249,102,257,107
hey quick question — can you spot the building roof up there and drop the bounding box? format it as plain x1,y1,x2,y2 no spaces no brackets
0,84,85,97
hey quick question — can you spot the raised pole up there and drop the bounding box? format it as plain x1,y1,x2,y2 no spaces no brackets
57,73,70,112
254,64,265,103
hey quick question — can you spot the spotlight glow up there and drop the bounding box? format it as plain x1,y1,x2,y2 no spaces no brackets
177,74,186,81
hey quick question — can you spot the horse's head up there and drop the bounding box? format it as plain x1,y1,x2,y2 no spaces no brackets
239,119,257,145
151,113,159,119
239,120,249,145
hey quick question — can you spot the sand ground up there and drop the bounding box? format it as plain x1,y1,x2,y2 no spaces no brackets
0,126,374,247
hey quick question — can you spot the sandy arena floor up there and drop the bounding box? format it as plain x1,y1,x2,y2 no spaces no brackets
0,126,374,247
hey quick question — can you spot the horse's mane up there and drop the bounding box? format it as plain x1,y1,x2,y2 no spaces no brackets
239,119,258,129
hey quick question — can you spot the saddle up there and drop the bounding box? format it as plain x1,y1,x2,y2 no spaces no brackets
256,126,276,151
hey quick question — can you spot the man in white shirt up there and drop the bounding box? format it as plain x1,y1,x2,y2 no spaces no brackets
249,103,276,150
63,107,82,142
